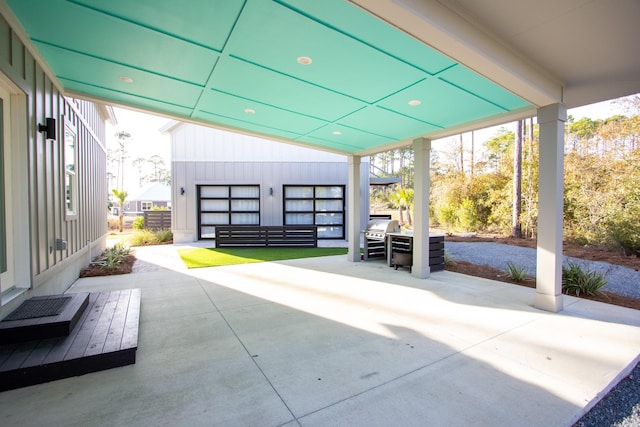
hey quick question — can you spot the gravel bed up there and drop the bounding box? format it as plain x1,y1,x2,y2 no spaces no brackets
445,241,640,299
573,361,640,427
444,241,640,426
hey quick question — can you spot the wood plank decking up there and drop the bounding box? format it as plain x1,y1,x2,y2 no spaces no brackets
0,289,140,392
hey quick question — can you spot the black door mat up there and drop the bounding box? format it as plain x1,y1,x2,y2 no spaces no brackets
0,293,89,345
3,296,72,321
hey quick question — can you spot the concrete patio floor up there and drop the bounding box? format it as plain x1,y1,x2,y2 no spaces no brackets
1,243,638,427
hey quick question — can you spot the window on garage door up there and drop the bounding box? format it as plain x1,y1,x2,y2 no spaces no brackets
198,185,260,239
283,185,344,239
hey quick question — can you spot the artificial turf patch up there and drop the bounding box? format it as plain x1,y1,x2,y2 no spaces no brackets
177,247,348,268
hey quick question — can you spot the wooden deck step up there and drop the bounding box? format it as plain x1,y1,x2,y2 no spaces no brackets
0,289,140,392
0,293,90,345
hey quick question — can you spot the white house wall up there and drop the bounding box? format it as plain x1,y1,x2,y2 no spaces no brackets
170,125,370,242
0,14,108,317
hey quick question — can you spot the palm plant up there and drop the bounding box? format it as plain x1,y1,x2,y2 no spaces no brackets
112,189,128,232
389,187,414,227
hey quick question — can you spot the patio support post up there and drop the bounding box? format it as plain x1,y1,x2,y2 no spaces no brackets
535,103,567,312
347,155,361,262
412,137,431,278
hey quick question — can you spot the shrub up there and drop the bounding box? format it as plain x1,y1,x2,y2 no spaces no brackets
108,217,120,230
435,204,457,231
443,250,455,267
457,198,478,231
128,229,173,246
132,216,145,230
562,261,607,296
606,219,640,256
505,262,527,282
129,229,155,246
154,229,173,243
101,243,131,270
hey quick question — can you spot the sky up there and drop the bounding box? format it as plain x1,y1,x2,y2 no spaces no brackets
106,108,172,193
106,107,171,163
106,94,635,191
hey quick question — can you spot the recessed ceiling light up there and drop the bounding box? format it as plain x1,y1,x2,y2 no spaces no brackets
408,99,421,106
244,108,255,114
119,76,133,83
297,56,312,65
332,131,342,135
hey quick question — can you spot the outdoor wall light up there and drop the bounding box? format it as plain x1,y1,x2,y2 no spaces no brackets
269,187,273,196
38,117,56,141
55,238,67,251
180,187,185,195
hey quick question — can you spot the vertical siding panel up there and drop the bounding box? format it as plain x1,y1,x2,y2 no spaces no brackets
0,16,9,62
45,80,55,267
185,161,196,230
53,88,63,261
23,50,38,277
10,30,24,78
195,162,205,182
34,67,47,273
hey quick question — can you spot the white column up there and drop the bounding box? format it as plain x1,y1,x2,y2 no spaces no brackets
535,103,567,312
347,155,361,262
412,138,431,278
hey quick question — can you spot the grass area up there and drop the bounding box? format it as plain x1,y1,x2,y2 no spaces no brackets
177,247,348,268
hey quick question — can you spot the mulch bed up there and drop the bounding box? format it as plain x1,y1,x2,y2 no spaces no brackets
445,259,640,310
79,254,137,278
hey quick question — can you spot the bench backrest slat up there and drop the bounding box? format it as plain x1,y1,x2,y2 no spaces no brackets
215,226,318,248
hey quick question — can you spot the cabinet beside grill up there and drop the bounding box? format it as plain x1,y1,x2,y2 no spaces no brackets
385,232,445,272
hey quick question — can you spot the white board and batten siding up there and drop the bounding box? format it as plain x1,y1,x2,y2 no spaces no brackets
169,124,370,243
0,14,109,317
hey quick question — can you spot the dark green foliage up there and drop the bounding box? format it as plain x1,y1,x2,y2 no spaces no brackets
154,229,173,243
505,262,527,282
101,243,131,270
562,261,607,296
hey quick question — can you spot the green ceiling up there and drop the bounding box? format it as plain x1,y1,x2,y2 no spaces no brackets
7,0,532,154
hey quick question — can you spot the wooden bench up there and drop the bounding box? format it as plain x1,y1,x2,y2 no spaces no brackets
215,225,318,248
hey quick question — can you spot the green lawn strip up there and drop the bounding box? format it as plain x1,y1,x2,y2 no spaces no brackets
177,247,348,268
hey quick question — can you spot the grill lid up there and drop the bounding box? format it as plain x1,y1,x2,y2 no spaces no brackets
365,219,400,238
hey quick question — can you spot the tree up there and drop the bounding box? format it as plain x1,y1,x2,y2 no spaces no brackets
132,157,147,187
470,130,475,176
113,131,131,190
484,128,514,173
388,190,405,226
397,187,414,226
148,155,166,182
511,120,523,238
112,189,128,232
458,134,465,175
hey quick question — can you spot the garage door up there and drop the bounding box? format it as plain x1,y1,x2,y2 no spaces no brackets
198,185,260,239
283,185,345,239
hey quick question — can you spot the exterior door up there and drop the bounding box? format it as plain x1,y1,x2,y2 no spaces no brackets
0,85,14,294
